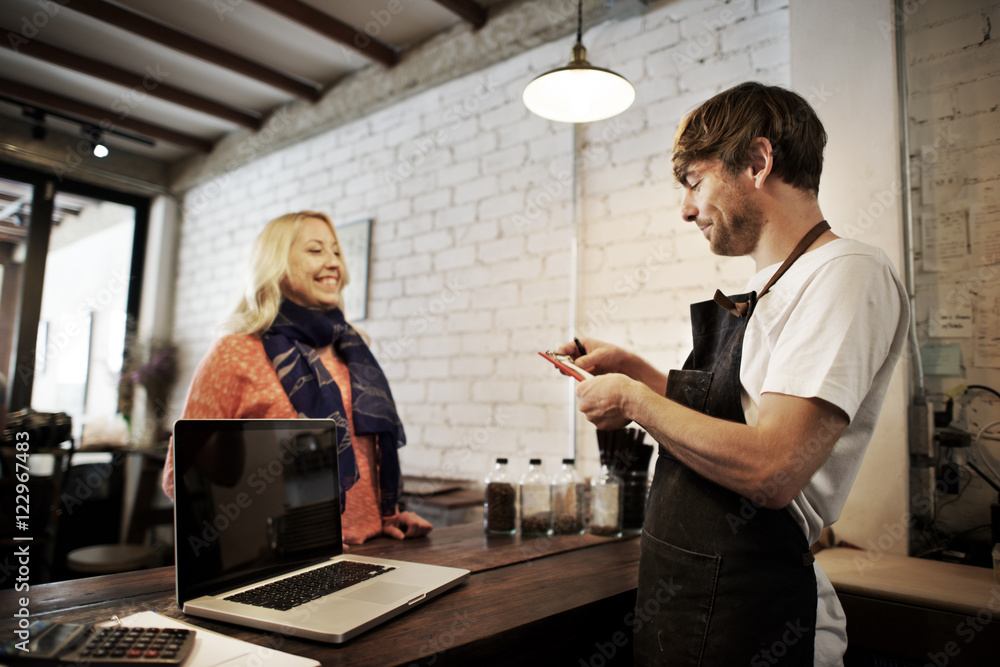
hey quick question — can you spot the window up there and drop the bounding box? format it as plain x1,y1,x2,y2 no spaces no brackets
0,163,148,442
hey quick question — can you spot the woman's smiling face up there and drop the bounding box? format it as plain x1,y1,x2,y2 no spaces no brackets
281,216,344,309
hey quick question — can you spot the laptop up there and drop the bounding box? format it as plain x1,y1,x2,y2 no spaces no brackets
171,419,470,643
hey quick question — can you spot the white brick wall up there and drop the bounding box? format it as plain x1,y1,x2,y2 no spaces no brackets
905,0,1000,539
171,0,791,484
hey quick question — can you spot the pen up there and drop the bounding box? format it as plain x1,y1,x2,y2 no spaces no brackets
574,337,586,356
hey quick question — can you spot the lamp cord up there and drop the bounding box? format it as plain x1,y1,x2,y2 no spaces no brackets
577,0,582,43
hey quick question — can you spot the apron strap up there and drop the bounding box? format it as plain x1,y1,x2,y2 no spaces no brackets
713,220,831,318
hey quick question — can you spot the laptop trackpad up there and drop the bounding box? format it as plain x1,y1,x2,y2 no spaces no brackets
342,581,424,606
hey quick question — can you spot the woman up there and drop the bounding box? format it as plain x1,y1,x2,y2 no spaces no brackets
162,211,431,544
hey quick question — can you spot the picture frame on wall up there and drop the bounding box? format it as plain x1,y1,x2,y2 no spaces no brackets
337,218,372,322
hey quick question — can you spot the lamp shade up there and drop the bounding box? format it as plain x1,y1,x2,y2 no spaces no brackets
523,44,635,123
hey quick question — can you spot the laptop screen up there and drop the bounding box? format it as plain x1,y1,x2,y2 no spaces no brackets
172,419,343,603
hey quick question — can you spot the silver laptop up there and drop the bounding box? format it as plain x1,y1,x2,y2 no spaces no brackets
172,419,470,643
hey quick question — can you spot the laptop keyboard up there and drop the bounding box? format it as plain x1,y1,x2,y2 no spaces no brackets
225,561,396,611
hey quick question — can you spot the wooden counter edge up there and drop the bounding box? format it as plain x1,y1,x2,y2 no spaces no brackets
815,546,1000,617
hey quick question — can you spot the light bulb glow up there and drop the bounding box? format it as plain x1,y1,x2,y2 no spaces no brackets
523,65,635,124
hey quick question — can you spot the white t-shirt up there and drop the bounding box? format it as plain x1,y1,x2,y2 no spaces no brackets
739,237,909,666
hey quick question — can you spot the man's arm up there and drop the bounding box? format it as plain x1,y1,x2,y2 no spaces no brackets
575,374,848,509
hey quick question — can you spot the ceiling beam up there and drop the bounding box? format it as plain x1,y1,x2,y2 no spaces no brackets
250,0,400,67
0,220,28,244
0,195,30,224
63,0,322,101
431,0,488,29
0,39,263,130
0,77,214,153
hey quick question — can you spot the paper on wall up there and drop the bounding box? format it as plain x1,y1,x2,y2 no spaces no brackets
920,146,966,206
975,289,1000,369
971,201,1000,266
916,283,974,338
921,209,970,273
920,342,964,376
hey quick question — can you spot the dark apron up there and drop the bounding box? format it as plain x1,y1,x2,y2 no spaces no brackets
633,222,830,666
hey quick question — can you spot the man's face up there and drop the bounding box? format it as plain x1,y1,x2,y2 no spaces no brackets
678,160,764,257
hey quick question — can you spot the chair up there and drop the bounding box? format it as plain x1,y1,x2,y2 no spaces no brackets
0,409,75,585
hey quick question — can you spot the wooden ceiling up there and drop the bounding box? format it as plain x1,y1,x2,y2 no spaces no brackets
0,0,501,163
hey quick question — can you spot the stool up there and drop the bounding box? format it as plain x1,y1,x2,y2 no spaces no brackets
66,543,158,574
64,449,170,576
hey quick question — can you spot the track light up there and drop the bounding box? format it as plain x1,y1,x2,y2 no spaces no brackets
2,95,156,153
522,0,635,123
81,124,109,158
22,106,47,140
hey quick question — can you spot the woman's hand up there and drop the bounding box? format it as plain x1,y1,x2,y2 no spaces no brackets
382,511,433,540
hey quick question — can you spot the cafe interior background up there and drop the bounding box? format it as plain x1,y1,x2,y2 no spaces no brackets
1,0,998,583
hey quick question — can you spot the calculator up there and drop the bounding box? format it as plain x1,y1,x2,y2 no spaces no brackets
0,620,195,666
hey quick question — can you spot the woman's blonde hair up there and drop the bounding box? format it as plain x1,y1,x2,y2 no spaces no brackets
225,211,351,336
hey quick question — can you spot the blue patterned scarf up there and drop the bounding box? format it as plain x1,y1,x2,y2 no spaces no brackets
262,299,404,516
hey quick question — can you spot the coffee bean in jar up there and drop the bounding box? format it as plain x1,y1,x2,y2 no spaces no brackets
484,458,516,535
519,458,552,536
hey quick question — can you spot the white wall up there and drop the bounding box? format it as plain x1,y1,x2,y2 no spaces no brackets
905,0,1000,547
788,0,911,553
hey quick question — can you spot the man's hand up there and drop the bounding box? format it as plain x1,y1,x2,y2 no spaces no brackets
382,511,434,540
575,373,638,431
557,337,668,394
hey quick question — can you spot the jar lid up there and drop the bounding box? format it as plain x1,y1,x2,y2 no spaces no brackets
496,457,508,464
529,458,542,465
562,458,575,464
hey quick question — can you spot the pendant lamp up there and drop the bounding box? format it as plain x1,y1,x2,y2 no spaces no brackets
522,0,635,123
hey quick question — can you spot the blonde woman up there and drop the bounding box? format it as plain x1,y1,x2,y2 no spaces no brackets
162,211,431,544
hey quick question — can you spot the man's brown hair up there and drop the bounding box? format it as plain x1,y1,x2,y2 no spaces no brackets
672,81,827,194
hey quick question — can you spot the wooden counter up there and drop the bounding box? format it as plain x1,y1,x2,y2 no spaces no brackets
816,547,1000,666
1,524,640,666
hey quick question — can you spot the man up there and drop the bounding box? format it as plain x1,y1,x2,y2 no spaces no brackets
561,82,909,665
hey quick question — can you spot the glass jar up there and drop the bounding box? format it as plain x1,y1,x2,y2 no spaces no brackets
589,463,622,537
621,470,649,533
484,457,516,535
519,458,551,536
551,458,585,535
